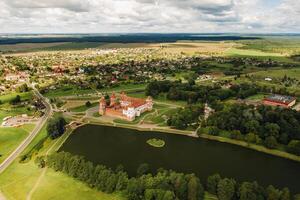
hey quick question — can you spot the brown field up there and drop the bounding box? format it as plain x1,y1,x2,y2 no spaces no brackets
0,42,68,52
159,41,239,56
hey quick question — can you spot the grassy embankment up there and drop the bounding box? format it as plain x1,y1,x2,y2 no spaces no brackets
0,117,124,200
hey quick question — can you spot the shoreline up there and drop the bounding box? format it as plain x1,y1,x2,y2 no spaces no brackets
67,119,300,163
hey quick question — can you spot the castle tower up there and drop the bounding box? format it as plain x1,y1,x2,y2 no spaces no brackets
99,96,106,115
146,96,153,111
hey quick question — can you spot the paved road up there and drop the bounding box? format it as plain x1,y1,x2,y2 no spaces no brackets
0,85,52,174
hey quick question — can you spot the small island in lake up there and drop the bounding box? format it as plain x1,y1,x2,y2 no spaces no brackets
147,138,165,148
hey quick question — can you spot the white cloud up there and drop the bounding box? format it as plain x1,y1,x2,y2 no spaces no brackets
0,0,299,33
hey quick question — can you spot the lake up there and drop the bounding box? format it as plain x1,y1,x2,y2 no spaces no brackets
60,124,300,193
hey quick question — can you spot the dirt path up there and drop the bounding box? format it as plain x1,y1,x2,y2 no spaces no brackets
26,133,66,200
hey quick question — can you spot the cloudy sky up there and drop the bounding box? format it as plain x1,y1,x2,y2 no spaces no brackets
0,0,299,33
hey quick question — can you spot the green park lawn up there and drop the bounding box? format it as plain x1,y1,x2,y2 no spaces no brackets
0,124,35,163
69,102,98,113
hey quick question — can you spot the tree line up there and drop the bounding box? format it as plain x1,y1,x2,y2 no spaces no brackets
44,151,298,200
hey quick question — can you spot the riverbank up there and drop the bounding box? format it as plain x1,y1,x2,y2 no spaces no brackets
80,119,300,163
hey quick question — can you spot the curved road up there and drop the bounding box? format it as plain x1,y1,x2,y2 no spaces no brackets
0,85,52,174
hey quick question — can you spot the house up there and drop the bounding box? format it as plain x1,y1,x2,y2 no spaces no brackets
99,92,153,121
5,72,28,82
263,94,296,108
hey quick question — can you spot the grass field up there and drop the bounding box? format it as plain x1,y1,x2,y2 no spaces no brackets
0,121,124,200
0,92,32,104
69,102,98,113
226,48,284,57
0,124,34,163
249,68,300,79
239,38,300,55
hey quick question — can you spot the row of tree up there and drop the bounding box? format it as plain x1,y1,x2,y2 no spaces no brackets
46,152,204,200
206,174,291,200
45,152,298,200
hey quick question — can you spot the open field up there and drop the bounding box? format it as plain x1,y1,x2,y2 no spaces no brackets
239,38,300,55
0,124,34,163
248,68,300,79
0,121,124,200
0,43,67,52
226,48,285,57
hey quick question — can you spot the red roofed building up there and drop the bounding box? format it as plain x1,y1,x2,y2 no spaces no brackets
99,92,153,121
263,94,296,108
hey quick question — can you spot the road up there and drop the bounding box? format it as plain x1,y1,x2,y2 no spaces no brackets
0,85,52,174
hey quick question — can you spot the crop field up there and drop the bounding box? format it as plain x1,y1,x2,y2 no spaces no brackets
0,43,67,52
239,38,300,55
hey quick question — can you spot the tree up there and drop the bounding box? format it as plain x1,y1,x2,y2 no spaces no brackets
208,127,220,136
245,133,257,143
264,123,280,139
187,175,204,200
217,178,236,200
230,130,243,140
265,136,278,149
10,95,21,105
207,174,221,195
137,163,150,177
85,101,92,107
266,185,281,200
239,182,257,200
46,116,67,139
287,140,300,156
280,188,290,200
16,83,29,93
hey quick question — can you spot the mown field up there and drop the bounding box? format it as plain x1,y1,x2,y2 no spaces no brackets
0,124,34,163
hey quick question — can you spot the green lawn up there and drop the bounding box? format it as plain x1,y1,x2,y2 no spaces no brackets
32,169,124,200
69,102,98,113
44,87,95,98
246,93,266,100
0,92,32,104
0,124,34,163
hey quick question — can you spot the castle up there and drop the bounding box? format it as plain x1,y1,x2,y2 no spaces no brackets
99,92,154,121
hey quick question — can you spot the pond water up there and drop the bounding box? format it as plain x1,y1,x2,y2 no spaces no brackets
60,124,300,193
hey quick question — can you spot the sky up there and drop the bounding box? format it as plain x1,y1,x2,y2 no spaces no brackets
0,0,299,33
